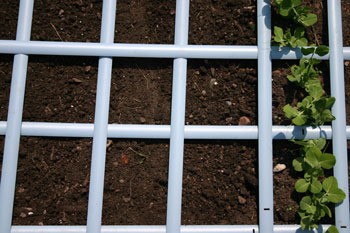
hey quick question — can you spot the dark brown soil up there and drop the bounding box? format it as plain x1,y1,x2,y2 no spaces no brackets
0,0,349,226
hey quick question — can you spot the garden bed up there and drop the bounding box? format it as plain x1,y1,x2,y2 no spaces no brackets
0,0,350,226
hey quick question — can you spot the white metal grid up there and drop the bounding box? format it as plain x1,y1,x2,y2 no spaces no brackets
0,0,349,233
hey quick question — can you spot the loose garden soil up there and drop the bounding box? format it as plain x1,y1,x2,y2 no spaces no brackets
0,0,350,227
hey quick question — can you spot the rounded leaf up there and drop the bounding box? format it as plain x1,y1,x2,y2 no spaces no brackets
295,178,309,193
323,176,338,192
301,47,316,56
283,104,299,118
327,188,346,204
315,45,329,57
326,225,339,233
305,147,321,168
320,153,336,169
310,178,322,194
292,114,307,126
299,13,317,27
323,176,346,203
292,157,304,172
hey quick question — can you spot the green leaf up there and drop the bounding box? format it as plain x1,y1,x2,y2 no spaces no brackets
320,203,332,218
292,114,308,126
299,96,313,108
293,27,308,47
283,104,298,118
305,79,323,99
278,0,293,17
326,225,339,233
299,13,317,27
327,188,346,203
274,26,285,45
286,74,299,82
315,45,329,56
308,58,321,66
321,109,336,123
322,176,338,192
300,196,316,214
312,138,326,150
294,27,304,38
315,97,335,112
295,178,309,193
300,215,313,230
305,147,322,168
323,176,346,203
296,37,308,47
301,47,316,56
326,97,336,109
320,153,336,169
304,171,312,181
310,178,322,194
290,0,302,7
292,157,304,172
284,27,308,48
293,138,325,150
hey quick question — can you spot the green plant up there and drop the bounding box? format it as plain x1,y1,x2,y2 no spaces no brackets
274,26,308,48
275,0,317,27
273,1,346,232
282,46,336,126
292,138,345,231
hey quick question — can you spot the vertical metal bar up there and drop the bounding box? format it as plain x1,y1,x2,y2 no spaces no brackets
327,1,350,232
257,0,273,233
0,1,34,232
166,0,189,233
86,1,116,233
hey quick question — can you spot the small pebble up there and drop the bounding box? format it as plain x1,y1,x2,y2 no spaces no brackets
122,197,131,202
17,187,25,193
238,116,251,125
210,67,215,77
210,78,218,88
273,163,287,173
84,65,92,73
139,117,146,123
71,78,83,83
149,202,154,208
225,117,233,124
106,139,113,148
225,101,232,106
238,196,247,204
58,9,64,16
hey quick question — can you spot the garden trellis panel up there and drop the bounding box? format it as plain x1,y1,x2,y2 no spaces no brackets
0,0,350,233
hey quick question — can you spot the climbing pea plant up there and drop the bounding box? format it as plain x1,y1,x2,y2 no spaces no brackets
272,1,346,233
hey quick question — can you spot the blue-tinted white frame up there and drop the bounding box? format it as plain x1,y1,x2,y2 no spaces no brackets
0,1,349,233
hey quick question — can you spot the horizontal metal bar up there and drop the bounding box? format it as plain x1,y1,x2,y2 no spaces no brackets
10,225,332,233
0,40,350,60
0,121,349,140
